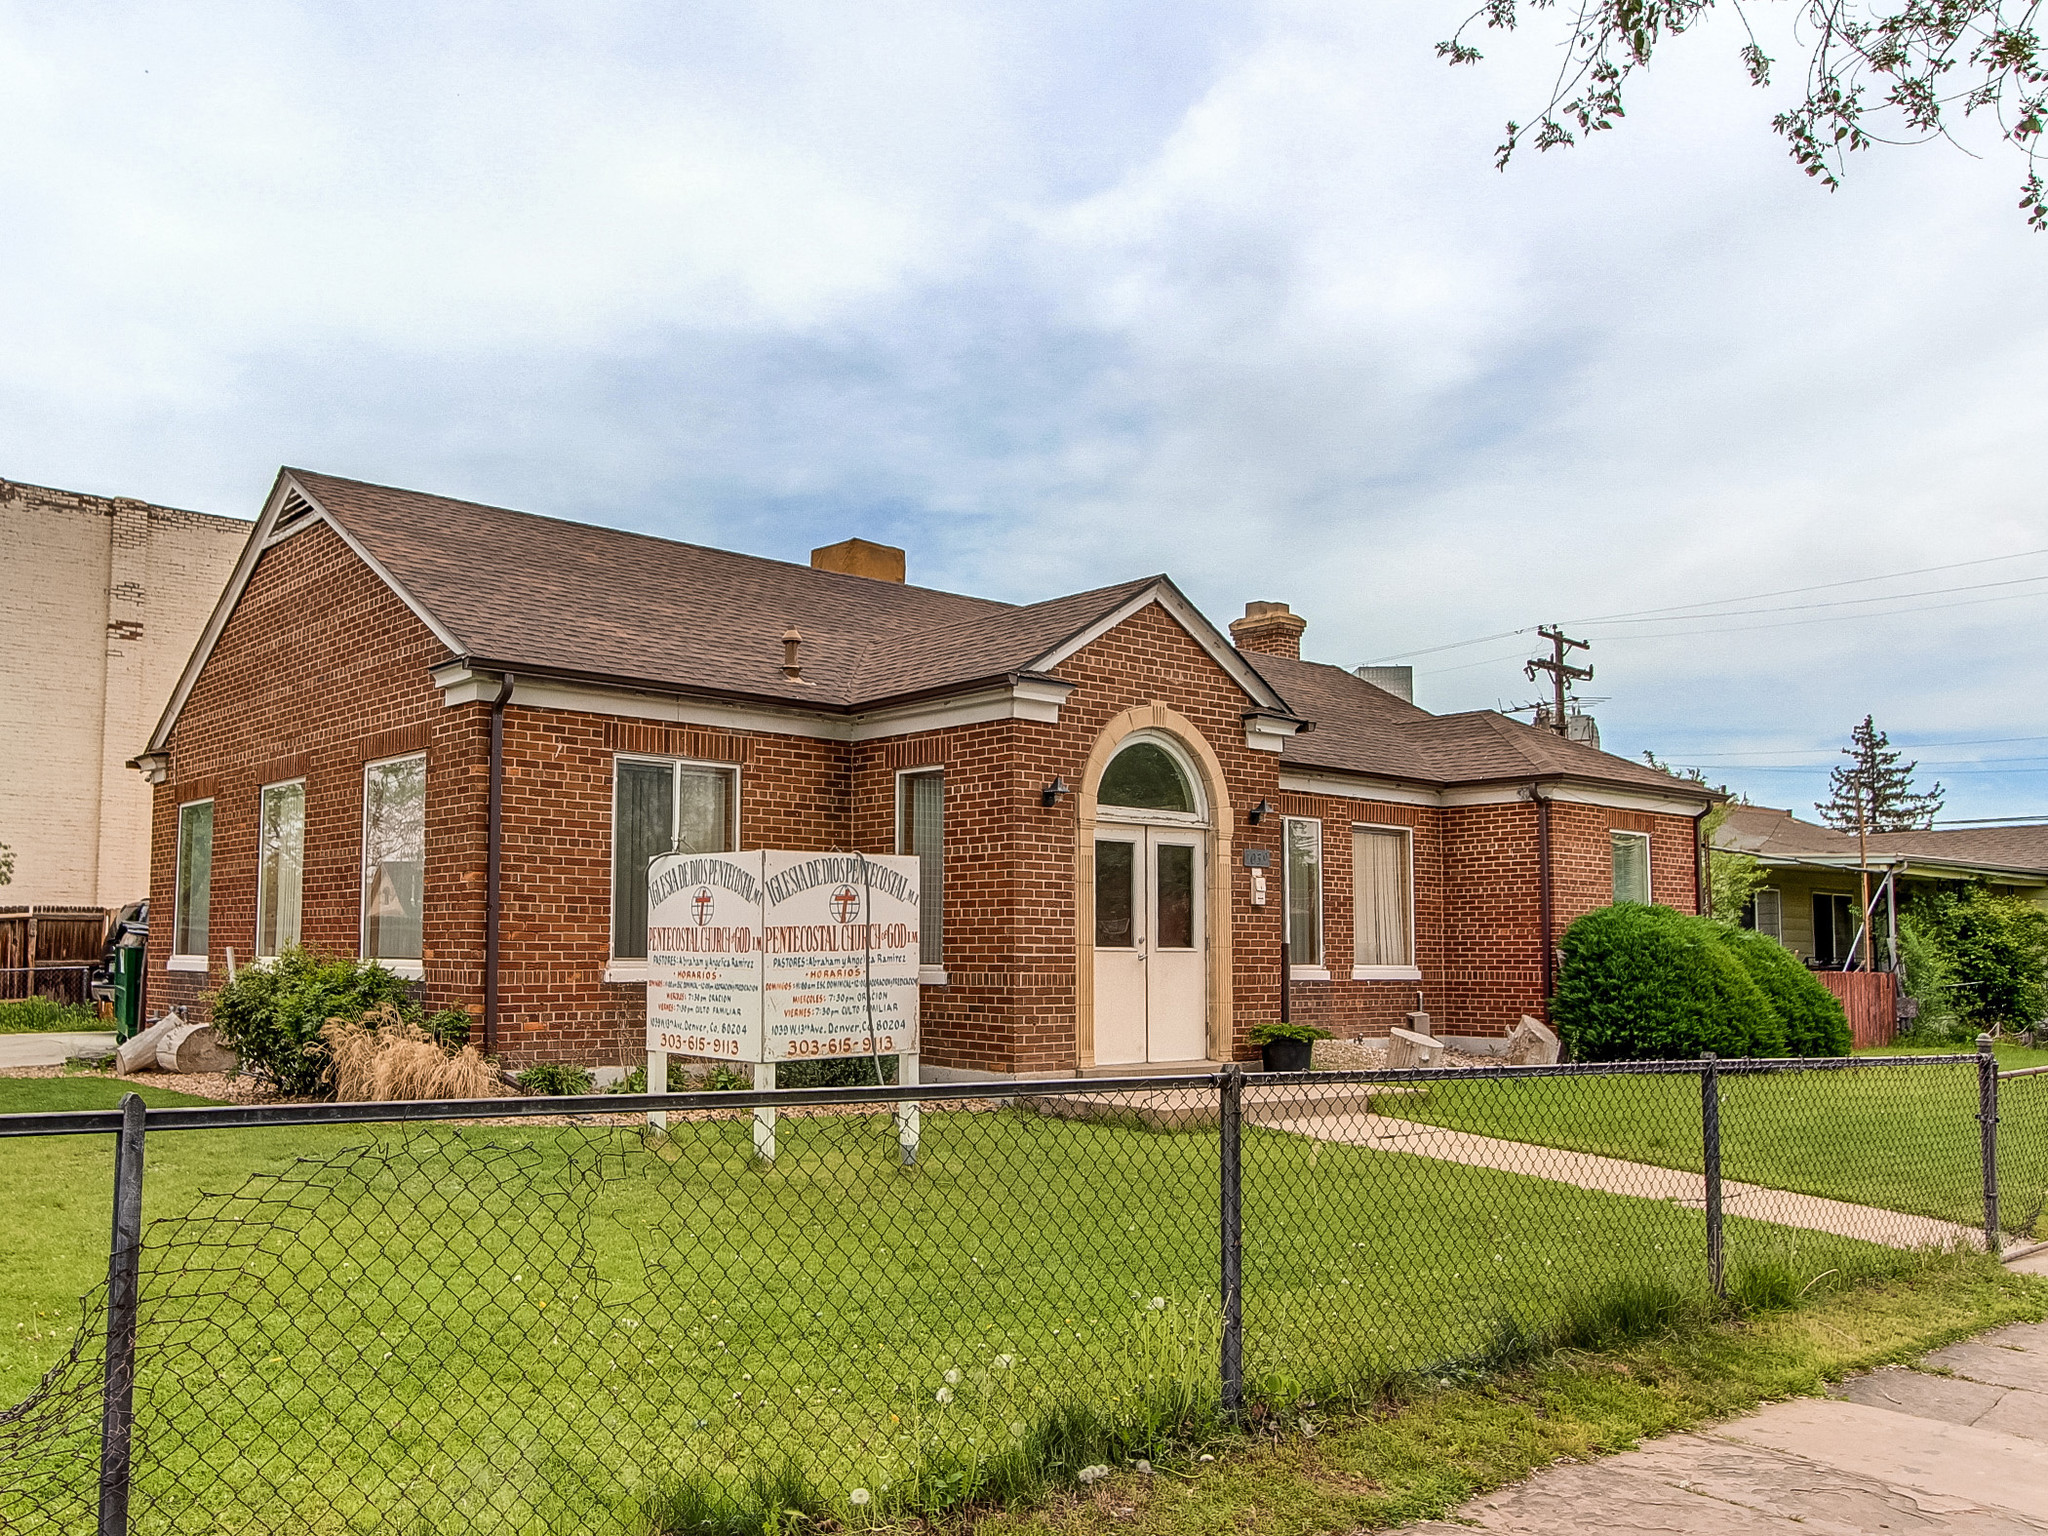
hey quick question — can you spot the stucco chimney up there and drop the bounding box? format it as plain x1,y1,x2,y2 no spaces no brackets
1229,601,1307,660
810,537,906,583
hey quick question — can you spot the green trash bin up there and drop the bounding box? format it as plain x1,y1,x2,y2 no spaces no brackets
113,940,145,1044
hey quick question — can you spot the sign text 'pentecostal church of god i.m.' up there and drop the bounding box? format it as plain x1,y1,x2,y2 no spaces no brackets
645,851,921,1063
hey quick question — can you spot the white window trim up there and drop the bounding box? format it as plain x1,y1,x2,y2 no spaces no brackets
608,753,742,962
1350,820,1417,972
896,765,945,971
1283,815,1324,971
255,777,306,962
171,797,214,968
361,752,427,969
1610,829,1652,904
1096,729,1208,823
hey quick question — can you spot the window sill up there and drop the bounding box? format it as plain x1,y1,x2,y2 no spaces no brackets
369,959,424,981
1352,965,1423,982
1289,966,1332,982
166,955,209,973
604,961,652,984
919,966,949,987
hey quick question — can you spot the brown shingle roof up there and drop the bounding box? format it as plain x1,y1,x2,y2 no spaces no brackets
1712,806,1860,859
1865,825,2048,873
1252,652,1713,798
292,470,1161,711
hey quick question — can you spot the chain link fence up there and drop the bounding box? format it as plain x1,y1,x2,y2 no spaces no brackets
0,1046,2029,1535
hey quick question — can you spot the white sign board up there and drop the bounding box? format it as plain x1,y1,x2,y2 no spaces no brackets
761,853,921,1062
645,852,765,1061
645,850,920,1063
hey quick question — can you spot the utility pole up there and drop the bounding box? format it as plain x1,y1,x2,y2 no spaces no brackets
1856,781,1872,972
1525,626,1592,737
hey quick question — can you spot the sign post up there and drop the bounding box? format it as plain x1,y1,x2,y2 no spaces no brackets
647,850,921,1160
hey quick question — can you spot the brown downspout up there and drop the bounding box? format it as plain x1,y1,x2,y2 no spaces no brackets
1692,804,1712,916
484,672,515,1052
1533,783,1554,1007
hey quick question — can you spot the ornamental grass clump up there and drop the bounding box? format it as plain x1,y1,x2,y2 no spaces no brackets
1551,903,1780,1062
321,1003,509,1102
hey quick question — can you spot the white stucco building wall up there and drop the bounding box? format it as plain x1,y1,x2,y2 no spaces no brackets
1,477,248,907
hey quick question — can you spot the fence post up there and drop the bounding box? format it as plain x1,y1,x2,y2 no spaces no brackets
1700,1053,1724,1298
1218,1064,1244,1419
1979,1034,2001,1258
99,1092,147,1536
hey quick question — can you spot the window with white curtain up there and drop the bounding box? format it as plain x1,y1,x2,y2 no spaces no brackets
1751,887,1783,943
362,754,426,966
611,758,736,959
1610,830,1651,904
897,769,944,967
256,780,305,958
1351,825,1414,970
1284,816,1323,969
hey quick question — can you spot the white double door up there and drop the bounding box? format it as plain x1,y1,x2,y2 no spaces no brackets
1093,825,1207,1065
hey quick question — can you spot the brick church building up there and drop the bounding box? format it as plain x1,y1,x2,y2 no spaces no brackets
135,469,1714,1079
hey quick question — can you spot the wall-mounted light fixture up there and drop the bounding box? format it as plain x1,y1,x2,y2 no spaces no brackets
1041,776,1070,808
1248,799,1274,825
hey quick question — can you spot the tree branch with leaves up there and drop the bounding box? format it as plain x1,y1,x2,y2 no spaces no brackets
1441,0,2048,229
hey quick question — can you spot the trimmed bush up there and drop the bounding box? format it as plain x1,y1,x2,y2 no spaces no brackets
1552,904,1778,1062
208,944,423,1096
1711,924,1848,1057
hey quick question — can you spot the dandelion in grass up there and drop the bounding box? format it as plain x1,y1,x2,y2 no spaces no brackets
847,1489,871,1507
935,1387,954,1404
993,1354,1014,1369
1009,1422,1027,1439
1078,1465,1109,1484
943,1368,961,1385
1148,1296,1166,1310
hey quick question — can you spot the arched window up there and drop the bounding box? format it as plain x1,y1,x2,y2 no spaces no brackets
1098,740,1195,813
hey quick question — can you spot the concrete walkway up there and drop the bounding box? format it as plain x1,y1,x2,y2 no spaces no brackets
0,1030,117,1068
1267,1110,1990,1251
1399,1314,2048,1533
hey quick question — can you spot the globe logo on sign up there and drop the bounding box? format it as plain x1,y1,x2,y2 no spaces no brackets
830,886,861,924
692,888,715,925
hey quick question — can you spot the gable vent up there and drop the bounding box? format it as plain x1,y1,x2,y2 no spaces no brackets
274,488,315,530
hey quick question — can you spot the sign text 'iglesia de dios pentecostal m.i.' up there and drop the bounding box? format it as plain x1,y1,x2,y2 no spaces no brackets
644,852,922,1064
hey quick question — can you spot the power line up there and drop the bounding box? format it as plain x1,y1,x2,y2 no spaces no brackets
1571,571,2048,627
1595,584,2048,641
1684,735,2048,758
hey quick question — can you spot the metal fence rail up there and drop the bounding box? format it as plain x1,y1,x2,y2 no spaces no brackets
0,1044,2029,1535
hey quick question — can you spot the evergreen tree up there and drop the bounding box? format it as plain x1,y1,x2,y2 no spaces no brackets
1817,717,1945,832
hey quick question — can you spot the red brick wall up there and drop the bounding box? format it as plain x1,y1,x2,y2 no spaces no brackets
147,522,477,1017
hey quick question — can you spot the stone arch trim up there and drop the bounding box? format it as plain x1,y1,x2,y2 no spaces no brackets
1073,703,1236,1068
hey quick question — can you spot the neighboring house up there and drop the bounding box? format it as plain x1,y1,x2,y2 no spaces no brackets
134,469,1717,1078
1714,806,2048,966
0,477,247,907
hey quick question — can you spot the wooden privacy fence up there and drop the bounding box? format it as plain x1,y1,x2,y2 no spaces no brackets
0,907,110,1006
1818,968,1897,1048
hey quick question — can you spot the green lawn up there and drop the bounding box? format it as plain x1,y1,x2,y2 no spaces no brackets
0,1103,1910,1536
0,999,111,1034
1375,1051,2048,1241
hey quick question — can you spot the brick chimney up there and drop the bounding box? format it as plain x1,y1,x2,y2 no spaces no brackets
810,537,906,582
1229,601,1307,660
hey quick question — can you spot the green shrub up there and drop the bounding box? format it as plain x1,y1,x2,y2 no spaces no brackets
514,1062,594,1096
777,1055,895,1088
207,944,422,1095
1552,904,1778,1062
0,998,104,1034
1910,888,2048,1033
1712,924,1849,1056
1897,911,1965,1042
606,1059,755,1093
1247,1022,1333,1045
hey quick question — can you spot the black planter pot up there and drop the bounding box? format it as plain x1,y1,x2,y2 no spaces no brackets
1260,1037,1313,1073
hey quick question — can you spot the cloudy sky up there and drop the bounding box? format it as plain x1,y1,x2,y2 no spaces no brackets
4,1,2043,819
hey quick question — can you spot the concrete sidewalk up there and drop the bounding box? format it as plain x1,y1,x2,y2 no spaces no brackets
1268,1110,1990,1251
0,1030,117,1068
1397,1314,2048,1533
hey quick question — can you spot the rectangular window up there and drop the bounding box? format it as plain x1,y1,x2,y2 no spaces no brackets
256,781,305,959
1610,830,1651,904
1351,825,1414,968
173,800,213,960
362,754,426,966
1284,817,1323,968
1751,887,1783,944
1094,839,1136,947
611,758,736,959
897,770,945,967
